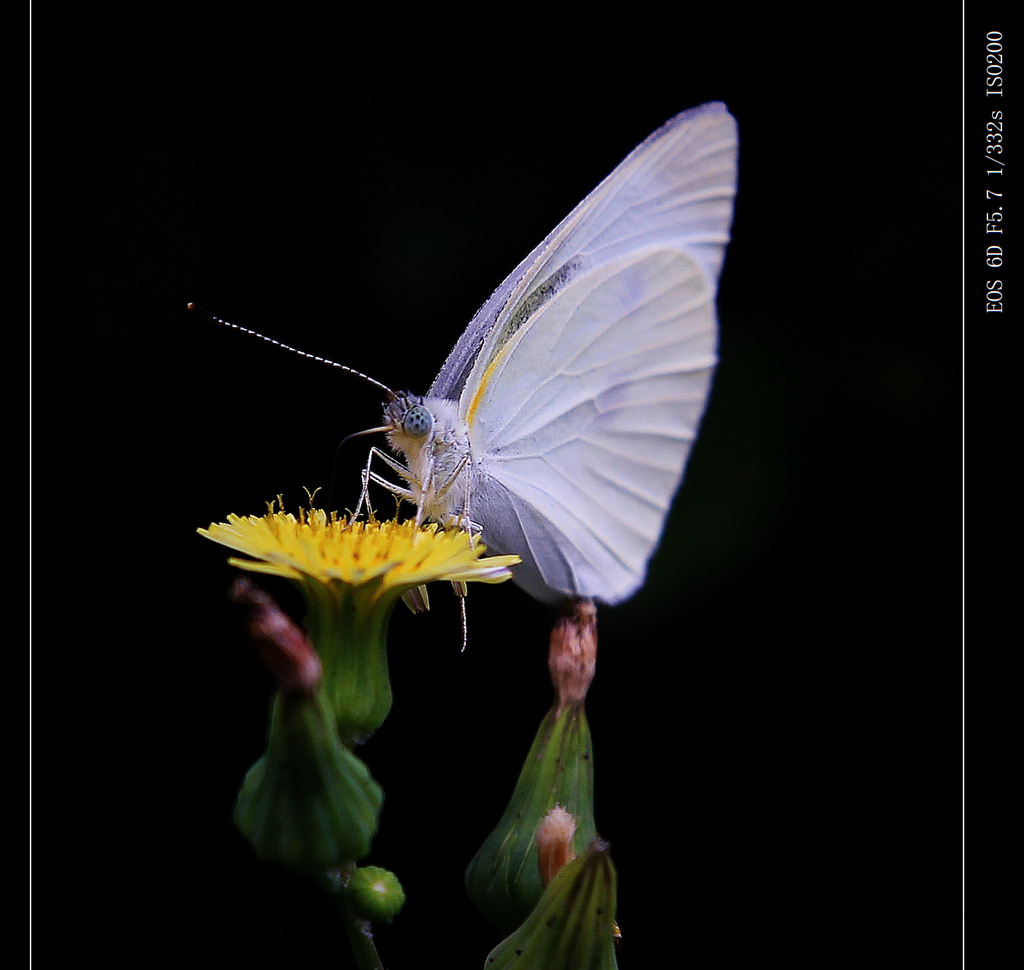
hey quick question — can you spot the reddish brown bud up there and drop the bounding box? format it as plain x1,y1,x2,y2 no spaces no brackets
229,577,321,695
548,597,598,711
536,805,577,888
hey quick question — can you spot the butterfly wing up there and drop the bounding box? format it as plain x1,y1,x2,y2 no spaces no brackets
434,103,738,603
430,102,736,402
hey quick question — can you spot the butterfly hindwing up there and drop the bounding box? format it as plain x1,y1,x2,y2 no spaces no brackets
467,246,717,602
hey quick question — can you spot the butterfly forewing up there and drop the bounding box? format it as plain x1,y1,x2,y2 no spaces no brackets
429,102,737,403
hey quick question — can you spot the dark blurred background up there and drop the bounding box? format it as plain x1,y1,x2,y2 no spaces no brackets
33,6,963,968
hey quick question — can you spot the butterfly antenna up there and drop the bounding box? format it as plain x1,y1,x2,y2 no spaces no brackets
188,303,396,398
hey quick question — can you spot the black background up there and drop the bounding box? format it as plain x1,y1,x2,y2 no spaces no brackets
34,6,964,968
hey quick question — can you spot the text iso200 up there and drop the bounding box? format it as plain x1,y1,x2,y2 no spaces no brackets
986,31,1003,96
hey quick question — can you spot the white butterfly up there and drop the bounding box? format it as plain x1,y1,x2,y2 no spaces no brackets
359,102,738,605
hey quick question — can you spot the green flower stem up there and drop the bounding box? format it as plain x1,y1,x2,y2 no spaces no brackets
320,869,388,970
336,893,386,970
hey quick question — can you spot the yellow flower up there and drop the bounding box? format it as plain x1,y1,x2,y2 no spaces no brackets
199,505,519,744
198,506,519,600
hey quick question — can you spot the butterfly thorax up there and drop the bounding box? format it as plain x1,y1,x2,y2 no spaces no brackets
384,393,474,525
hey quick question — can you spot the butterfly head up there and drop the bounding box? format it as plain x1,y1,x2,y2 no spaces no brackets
384,392,434,455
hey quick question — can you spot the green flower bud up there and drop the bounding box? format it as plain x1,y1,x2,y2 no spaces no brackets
346,866,406,923
234,691,384,872
465,704,598,935
483,840,619,970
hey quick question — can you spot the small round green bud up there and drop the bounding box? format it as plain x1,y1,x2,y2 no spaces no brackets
346,866,406,923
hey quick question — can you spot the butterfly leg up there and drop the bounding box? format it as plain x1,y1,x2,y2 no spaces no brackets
433,455,479,537
355,446,416,520
413,453,436,529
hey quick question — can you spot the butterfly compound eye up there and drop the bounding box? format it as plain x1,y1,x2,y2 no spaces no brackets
403,404,433,439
